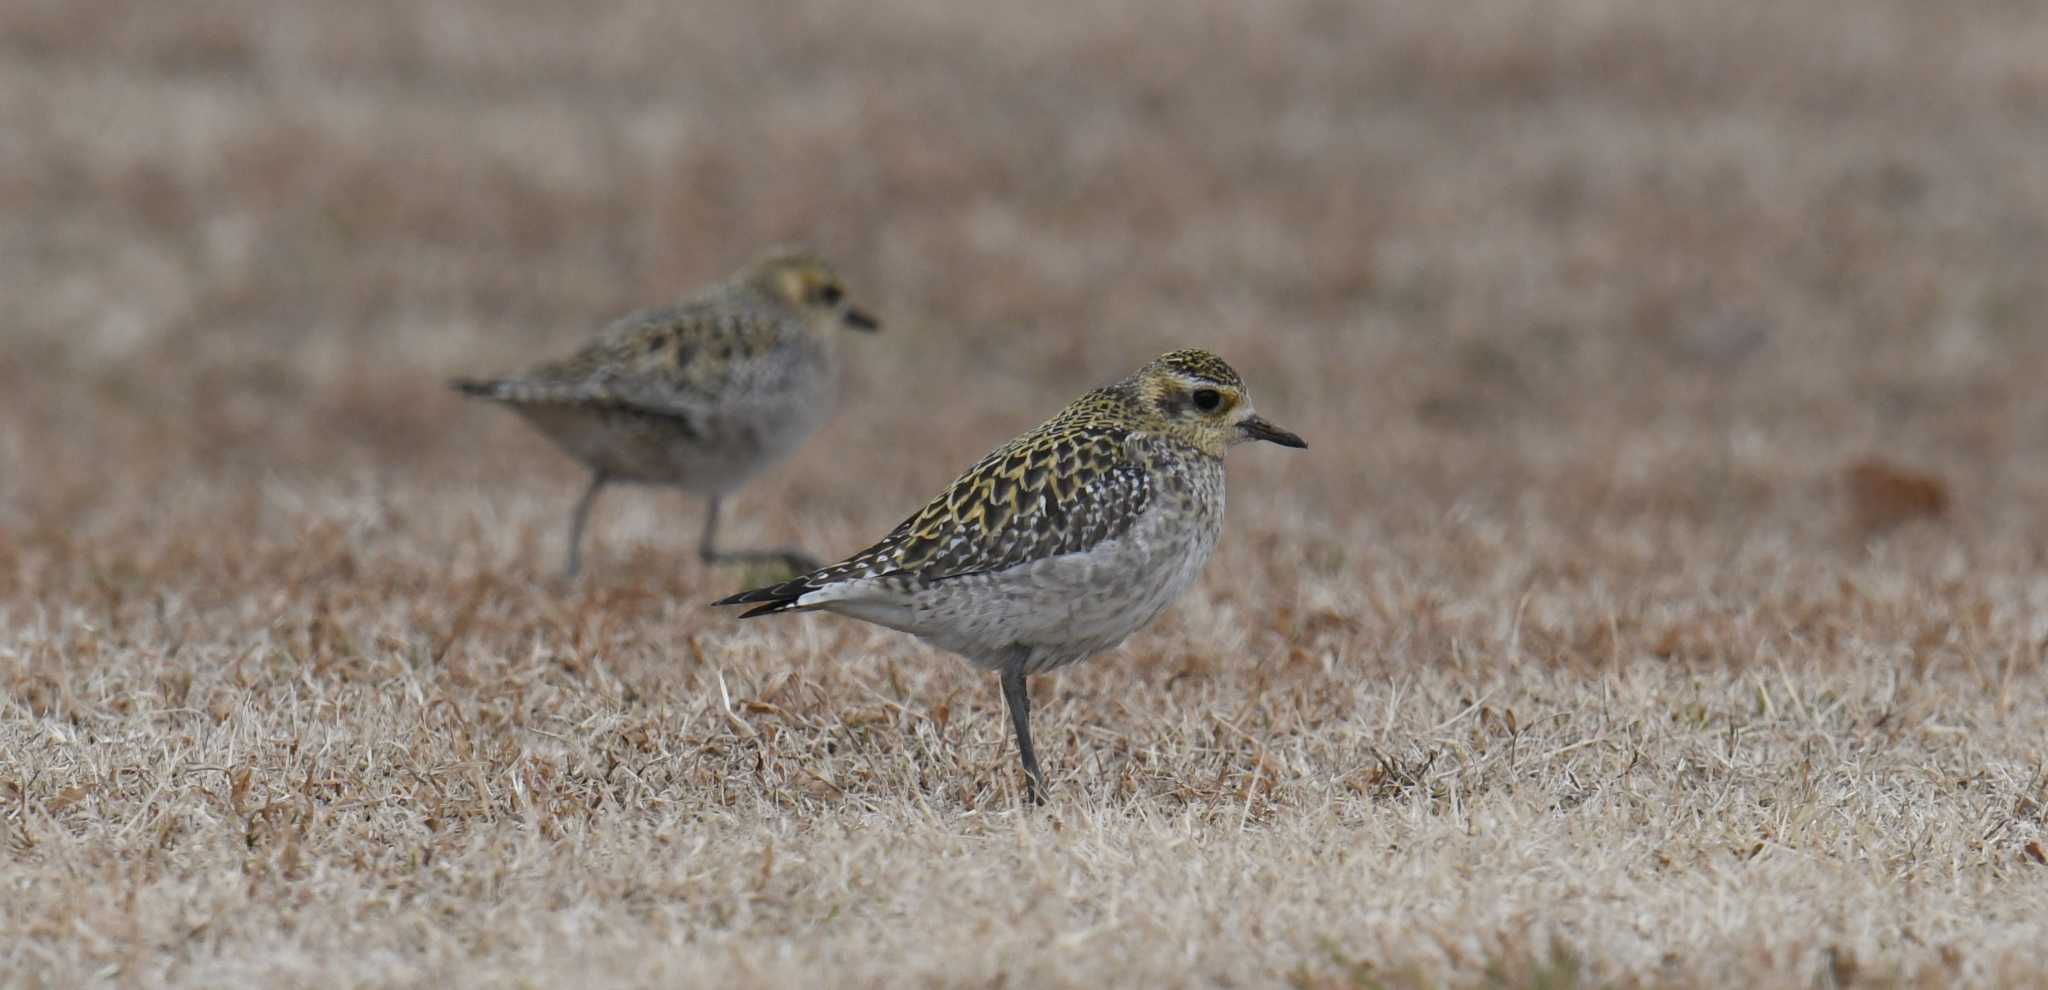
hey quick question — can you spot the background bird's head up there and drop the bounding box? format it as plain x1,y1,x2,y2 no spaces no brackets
742,248,881,337
1129,349,1306,458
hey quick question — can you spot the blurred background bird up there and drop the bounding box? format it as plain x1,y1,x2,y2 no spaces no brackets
451,249,878,579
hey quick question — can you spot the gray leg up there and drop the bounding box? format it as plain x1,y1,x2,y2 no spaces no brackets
696,495,821,573
563,470,608,580
1000,666,1044,804
695,495,723,562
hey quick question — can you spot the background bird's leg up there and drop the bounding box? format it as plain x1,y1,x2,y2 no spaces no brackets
697,494,821,573
563,469,608,579
696,494,724,563
1001,665,1044,804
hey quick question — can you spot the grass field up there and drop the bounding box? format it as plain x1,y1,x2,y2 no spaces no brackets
5,1,2048,986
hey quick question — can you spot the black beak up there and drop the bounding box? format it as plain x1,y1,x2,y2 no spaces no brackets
842,308,881,332
1238,415,1306,449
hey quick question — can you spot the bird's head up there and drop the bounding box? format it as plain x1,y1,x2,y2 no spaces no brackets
744,248,881,335
1130,348,1306,458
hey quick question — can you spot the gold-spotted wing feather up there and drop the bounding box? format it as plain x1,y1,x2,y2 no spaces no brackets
864,425,1154,580
720,420,1156,617
465,298,803,424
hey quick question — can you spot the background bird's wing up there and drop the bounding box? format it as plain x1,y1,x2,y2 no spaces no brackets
459,298,795,417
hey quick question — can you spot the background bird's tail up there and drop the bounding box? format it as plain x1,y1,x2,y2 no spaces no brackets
449,378,504,399
449,378,610,407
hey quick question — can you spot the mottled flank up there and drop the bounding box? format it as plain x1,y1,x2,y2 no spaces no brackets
451,248,879,576
717,349,1305,799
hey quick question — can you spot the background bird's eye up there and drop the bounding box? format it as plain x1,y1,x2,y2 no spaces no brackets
816,284,844,306
1192,388,1222,412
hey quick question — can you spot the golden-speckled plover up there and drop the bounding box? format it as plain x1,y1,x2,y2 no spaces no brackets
453,249,879,579
716,349,1305,802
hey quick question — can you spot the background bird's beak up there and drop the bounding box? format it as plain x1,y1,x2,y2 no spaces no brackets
842,308,881,332
1237,415,1306,448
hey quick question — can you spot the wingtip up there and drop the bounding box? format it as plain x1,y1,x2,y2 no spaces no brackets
449,378,497,398
712,579,814,617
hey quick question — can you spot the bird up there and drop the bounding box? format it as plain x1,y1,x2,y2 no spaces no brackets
451,248,879,579
714,348,1306,802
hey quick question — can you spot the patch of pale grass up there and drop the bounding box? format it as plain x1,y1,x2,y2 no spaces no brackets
4,476,2046,986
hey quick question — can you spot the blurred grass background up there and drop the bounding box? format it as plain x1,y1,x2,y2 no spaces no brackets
6,0,2046,553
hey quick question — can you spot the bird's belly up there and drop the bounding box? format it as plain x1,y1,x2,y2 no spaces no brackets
520,387,829,493
673,397,828,492
912,505,1222,671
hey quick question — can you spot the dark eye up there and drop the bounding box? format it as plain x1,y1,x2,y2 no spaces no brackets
1192,388,1222,412
816,284,844,306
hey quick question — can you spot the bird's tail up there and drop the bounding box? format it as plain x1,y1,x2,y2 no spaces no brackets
449,378,504,399
713,575,825,619
450,377,608,406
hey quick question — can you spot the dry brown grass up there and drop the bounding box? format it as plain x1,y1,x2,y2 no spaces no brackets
5,0,2048,986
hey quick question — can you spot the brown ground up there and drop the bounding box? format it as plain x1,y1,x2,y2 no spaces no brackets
4,1,2048,986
